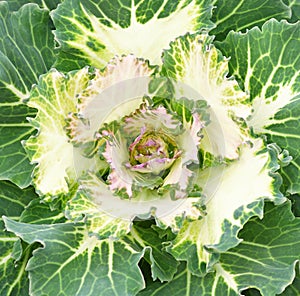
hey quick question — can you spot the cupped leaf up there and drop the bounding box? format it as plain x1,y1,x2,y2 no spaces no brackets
67,55,156,146
140,201,300,296
24,68,92,197
51,0,215,71
0,181,35,296
218,20,300,194
162,112,204,198
167,138,284,276
0,2,56,188
71,171,203,233
211,0,291,41
3,218,145,296
162,33,251,160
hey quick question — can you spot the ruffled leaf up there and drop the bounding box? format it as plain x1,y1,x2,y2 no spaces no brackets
162,33,250,160
72,172,203,233
219,20,300,194
67,55,156,146
66,184,131,238
24,68,92,196
126,222,179,282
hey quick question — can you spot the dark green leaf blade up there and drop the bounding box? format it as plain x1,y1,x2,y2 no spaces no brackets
7,0,62,11
284,0,300,22
127,223,179,282
220,201,300,295
0,103,36,188
138,263,238,296
218,20,300,194
4,219,145,296
280,263,300,295
0,181,35,296
0,2,56,187
211,0,291,41
20,199,66,224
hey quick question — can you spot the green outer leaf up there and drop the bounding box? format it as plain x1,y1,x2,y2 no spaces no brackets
289,194,300,217
167,139,284,276
0,181,35,296
140,201,300,296
138,262,238,296
20,199,66,224
0,103,36,188
0,2,56,188
218,20,300,194
3,218,145,296
220,201,300,295
0,3,55,99
280,263,300,295
211,0,291,41
7,0,62,11
126,223,179,282
285,0,300,22
51,0,214,71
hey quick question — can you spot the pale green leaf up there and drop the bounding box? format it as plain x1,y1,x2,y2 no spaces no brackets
218,20,300,194
24,68,92,196
51,0,214,71
4,218,145,296
72,171,203,233
0,2,56,188
67,55,156,146
66,185,131,238
211,0,291,41
167,138,284,276
162,33,251,159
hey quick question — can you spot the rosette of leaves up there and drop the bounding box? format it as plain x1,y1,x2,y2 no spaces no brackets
0,1,299,295
5,31,284,292
22,53,211,234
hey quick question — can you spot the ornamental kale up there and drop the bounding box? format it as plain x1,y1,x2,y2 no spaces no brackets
0,1,299,296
